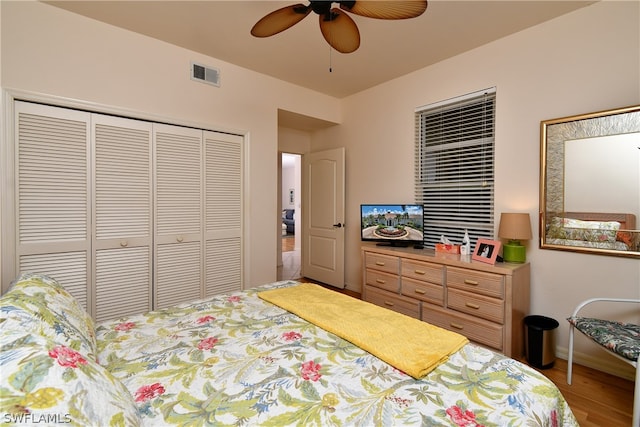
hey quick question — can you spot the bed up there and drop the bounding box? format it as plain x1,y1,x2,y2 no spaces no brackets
1,273,579,426
545,212,638,251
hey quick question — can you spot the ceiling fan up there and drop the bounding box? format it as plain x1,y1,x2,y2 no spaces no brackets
251,1,428,54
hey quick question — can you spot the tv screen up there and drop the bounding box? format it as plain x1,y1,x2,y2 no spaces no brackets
360,204,424,247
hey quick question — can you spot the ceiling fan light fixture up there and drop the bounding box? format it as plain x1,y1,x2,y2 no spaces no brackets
341,1,428,20
251,1,427,53
320,8,360,53
250,4,311,37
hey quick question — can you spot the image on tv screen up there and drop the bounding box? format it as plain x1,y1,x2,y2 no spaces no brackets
360,204,424,241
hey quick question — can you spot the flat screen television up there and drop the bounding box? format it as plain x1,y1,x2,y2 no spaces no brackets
360,204,424,248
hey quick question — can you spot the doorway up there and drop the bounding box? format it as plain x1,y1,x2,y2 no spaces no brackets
278,152,301,280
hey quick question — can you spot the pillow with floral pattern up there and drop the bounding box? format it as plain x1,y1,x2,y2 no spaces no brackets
0,330,140,426
0,273,97,360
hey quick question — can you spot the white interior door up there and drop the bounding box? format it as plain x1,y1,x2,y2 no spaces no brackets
203,130,243,297
302,147,345,288
14,101,92,311
93,115,153,322
154,124,203,309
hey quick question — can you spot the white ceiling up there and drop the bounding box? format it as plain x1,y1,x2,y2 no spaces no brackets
46,0,595,100
282,153,299,168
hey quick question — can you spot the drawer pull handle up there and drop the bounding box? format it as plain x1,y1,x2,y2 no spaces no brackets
376,279,386,284
464,279,479,285
450,322,464,330
120,241,128,247
465,302,480,309
414,289,426,295
414,269,426,275
384,301,394,307
375,261,385,266
177,236,184,243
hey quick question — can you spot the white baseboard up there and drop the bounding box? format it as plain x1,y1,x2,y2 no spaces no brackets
555,345,635,381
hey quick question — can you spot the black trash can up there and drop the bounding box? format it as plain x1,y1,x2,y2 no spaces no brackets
524,315,559,369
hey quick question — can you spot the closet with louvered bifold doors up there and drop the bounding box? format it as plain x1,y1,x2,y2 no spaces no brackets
10,101,243,322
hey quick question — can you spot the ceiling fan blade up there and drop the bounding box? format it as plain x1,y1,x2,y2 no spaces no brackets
319,8,360,53
340,1,428,20
251,4,311,37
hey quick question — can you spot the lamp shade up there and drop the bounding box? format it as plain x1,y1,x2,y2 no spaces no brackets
498,213,532,240
499,213,532,263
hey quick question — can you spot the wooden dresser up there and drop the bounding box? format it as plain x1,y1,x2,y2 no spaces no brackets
361,243,530,358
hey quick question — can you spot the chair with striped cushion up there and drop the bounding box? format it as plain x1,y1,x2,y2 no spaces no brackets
567,298,640,426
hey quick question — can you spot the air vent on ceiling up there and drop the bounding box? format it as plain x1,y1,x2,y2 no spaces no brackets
191,62,220,87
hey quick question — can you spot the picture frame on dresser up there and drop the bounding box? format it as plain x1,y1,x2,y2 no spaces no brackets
472,238,501,264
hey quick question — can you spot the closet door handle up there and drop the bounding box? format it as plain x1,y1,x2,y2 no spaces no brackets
120,241,128,248
176,236,184,243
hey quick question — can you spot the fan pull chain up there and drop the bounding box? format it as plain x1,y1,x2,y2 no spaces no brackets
329,45,333,73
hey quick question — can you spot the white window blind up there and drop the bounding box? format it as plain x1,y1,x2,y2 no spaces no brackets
415,88,496,249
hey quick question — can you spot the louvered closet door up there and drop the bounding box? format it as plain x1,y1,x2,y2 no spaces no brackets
92,115,153,322
204,131,243,296
15,102,91,310
154,124,203,308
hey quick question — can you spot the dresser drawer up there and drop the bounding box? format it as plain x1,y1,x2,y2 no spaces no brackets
365,269,400,292
362,244,530,357
422,303,503,351
365,252,399,275
447,266,504,298
401,277,444,305
447,288,504,324
364,285,420,319
401,259,443,284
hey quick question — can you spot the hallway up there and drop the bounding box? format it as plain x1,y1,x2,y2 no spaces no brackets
278,235,301,280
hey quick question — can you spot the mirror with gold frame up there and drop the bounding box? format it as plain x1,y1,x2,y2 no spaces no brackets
540,105,640,258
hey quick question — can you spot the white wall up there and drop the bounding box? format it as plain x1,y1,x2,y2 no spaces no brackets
565,134,639,212
311,1,639,378
0,1,340,289
282,164,296,210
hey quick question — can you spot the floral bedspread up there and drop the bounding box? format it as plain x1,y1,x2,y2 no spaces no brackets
96,280,578,426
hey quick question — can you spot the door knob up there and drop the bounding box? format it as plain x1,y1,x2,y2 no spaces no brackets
333,223,343,228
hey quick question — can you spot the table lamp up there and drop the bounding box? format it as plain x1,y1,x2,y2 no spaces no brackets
498,213,532,263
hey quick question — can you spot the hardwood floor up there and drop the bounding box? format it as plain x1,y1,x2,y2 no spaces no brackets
279,235,300,281
282,234,295,252
525,358,634,427
309,281,635,426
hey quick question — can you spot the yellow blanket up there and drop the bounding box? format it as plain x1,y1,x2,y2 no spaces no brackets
258,283,468,379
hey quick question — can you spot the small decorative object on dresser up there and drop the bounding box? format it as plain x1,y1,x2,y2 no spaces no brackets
472,238,501,265
361,243,530,357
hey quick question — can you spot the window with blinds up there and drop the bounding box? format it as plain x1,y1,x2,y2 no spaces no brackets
415,88,496,249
